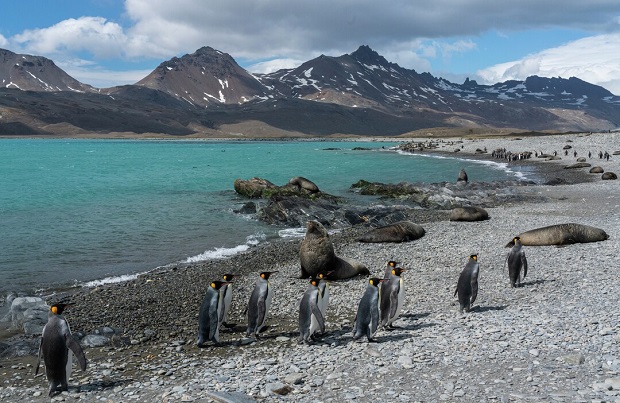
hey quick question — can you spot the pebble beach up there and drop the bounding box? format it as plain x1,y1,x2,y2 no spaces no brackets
1,132,619,402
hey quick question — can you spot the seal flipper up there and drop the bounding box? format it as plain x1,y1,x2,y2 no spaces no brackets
65,334,87,371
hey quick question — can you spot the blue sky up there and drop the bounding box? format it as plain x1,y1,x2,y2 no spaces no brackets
1,0,619,94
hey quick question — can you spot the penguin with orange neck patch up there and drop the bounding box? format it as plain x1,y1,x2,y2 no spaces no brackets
197,280,230,347
246,271,277,338
455,254,480,313
36,303,87,397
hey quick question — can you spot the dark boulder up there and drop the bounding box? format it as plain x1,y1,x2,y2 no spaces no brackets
233,177,277,198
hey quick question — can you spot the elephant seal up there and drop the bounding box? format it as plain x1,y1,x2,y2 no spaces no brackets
450,206,489,222
299,220,369,280
589,166,604,174
358,221,425,243
506,223,608,247
289,177,320,193
602,172,617,180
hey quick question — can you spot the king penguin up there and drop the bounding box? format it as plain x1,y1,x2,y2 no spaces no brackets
380,266,406,329
298,278,326,343
220,273,236,327
353,278,384,342
35,303,87,397
246,271,277,338
197,280,230,347
506,237,528,287
383,260,398,280
454,254,480,313
316,271,333,329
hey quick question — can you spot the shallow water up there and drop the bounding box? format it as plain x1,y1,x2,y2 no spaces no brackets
0,138,529,295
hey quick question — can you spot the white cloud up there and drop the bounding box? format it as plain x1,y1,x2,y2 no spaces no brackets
13,17,128,59
477,33,620,95
3,0,620,90
246,58,305,74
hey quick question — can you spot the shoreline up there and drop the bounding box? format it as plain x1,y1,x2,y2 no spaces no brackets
1,132,619,402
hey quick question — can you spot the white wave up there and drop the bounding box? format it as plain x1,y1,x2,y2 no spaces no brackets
183,232,266,263
83,274,139,288
278,227,306,238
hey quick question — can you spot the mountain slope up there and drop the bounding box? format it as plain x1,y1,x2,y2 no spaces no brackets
0,49,94,93
1,45,619,136
135,46,268,107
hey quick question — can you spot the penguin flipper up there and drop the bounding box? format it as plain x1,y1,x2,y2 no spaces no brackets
257,299,266,331
388,286,399,321
470,280,478,307
521,252,528,279
65,334,87,371
311,304,325,334
35,337,42,376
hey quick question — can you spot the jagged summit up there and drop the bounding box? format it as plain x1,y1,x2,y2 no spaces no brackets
136,46,268,106
1,45,619,136
0,48,94,93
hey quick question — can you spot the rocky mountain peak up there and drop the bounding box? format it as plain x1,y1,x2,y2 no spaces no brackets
0,48,93,92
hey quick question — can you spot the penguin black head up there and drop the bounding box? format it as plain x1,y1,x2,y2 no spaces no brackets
222,273,236,282
309,278,320,287
387,260,398,268
50,303,72,315
391,267,407,276
368,278,384,287
513,236,521,243
260,271,278,280
470,254,478,261
210,281,230,290
317,271,334,280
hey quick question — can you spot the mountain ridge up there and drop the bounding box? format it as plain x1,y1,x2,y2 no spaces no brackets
1,45,619,136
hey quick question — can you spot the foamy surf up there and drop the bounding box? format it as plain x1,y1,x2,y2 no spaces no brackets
183,232,266,263
83,274,139,288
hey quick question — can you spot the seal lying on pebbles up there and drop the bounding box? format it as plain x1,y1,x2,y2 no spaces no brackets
449,206,489,222
357,221,425,243
506,223,609,246
299,220,369,280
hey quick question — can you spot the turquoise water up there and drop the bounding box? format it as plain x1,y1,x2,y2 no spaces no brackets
0,139,526,295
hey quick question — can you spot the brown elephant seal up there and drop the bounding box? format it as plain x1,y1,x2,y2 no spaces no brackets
589,166,604,174
505,223,608,247
299,220,369,280
358,221,425,243
450,206,489,222
602,172,617,180
289,177,320,193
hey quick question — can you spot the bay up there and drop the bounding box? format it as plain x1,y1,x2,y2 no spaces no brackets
0,138,527,295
